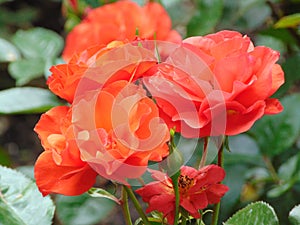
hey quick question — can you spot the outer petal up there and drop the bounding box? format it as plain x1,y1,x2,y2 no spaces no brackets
34,151,97,196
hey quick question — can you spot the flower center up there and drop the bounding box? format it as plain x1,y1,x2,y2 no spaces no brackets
178,174,194,195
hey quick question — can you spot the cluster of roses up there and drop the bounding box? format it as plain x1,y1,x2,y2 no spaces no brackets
34,1,284,224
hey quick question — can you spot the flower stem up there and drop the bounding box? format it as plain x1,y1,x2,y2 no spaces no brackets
171,170,181,225
263,156,280,184
199,137,209,169
123,185,151,225
121,186,133,225
211,139,224,225
181,216,187,225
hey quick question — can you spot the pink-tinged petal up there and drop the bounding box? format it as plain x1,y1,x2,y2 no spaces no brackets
213,54,254,92
180,166,199,178
264,98,284,114
205,30,243,43
236,47,280,106
210,37,251,60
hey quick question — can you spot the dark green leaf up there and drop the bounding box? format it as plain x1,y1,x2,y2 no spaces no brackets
0,165,55,225
274,13,300,28
251,94,300,156
8,58,45,86
224,201,279,225
187,0,223,36
289,205,300,225
56,193,116,225
0,87,61,114
0,38,20,62
87,187,120,204
277,54,300,97
12,27,63,59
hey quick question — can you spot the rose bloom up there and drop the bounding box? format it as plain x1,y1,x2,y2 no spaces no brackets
143,30,284,137
73,80,170,183
48,41,157,103
34,106,97,196
62,0,181,61
136,165,229,224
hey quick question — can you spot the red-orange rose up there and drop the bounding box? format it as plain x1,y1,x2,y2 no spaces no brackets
73,80,170,183
144,30,284,137
48,42,157,103
136,165,229,224
62,0,181,61
34,106,97,196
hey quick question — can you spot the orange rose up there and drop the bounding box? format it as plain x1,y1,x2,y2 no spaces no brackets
143,31,284,137
48,42,157,103
62,0,181,61
34,106,97,196
72,80,170,183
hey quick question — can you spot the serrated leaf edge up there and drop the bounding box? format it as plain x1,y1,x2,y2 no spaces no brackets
223,201,279,225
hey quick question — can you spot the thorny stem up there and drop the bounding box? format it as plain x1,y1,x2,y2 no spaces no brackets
199,137,209,169
121,186,133,225
123,185,151,225
211,139,224,225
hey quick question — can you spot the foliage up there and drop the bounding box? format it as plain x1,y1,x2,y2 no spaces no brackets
0,0,300,225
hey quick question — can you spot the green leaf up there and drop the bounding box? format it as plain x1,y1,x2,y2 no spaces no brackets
0,38,20,62
251,94,300,156
56,193,116,225
87,187,120,204
8,58,45,86
0,87,61,114
12,27,63,59
267,182,294,198
289,205,300,225
277,54,300,96
224,201,279,225
255,35,286,55
187,0,223,36
274,13,300,28
0,165,55,225
278,154,299,181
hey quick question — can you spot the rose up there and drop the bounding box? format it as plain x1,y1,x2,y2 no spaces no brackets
34,106,97,196
62,0,181,61
144,30,284,137
72,80,170,183
136,165,229,224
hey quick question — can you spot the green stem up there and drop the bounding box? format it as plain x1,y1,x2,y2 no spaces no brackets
123,185,151,225
121,186,133,225
172,171,180,225
263,156,280,184
181,216,187,225
211,139,224,225
199,137,209,169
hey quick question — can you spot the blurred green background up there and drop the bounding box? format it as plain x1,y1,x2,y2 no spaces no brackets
0,0,300,224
